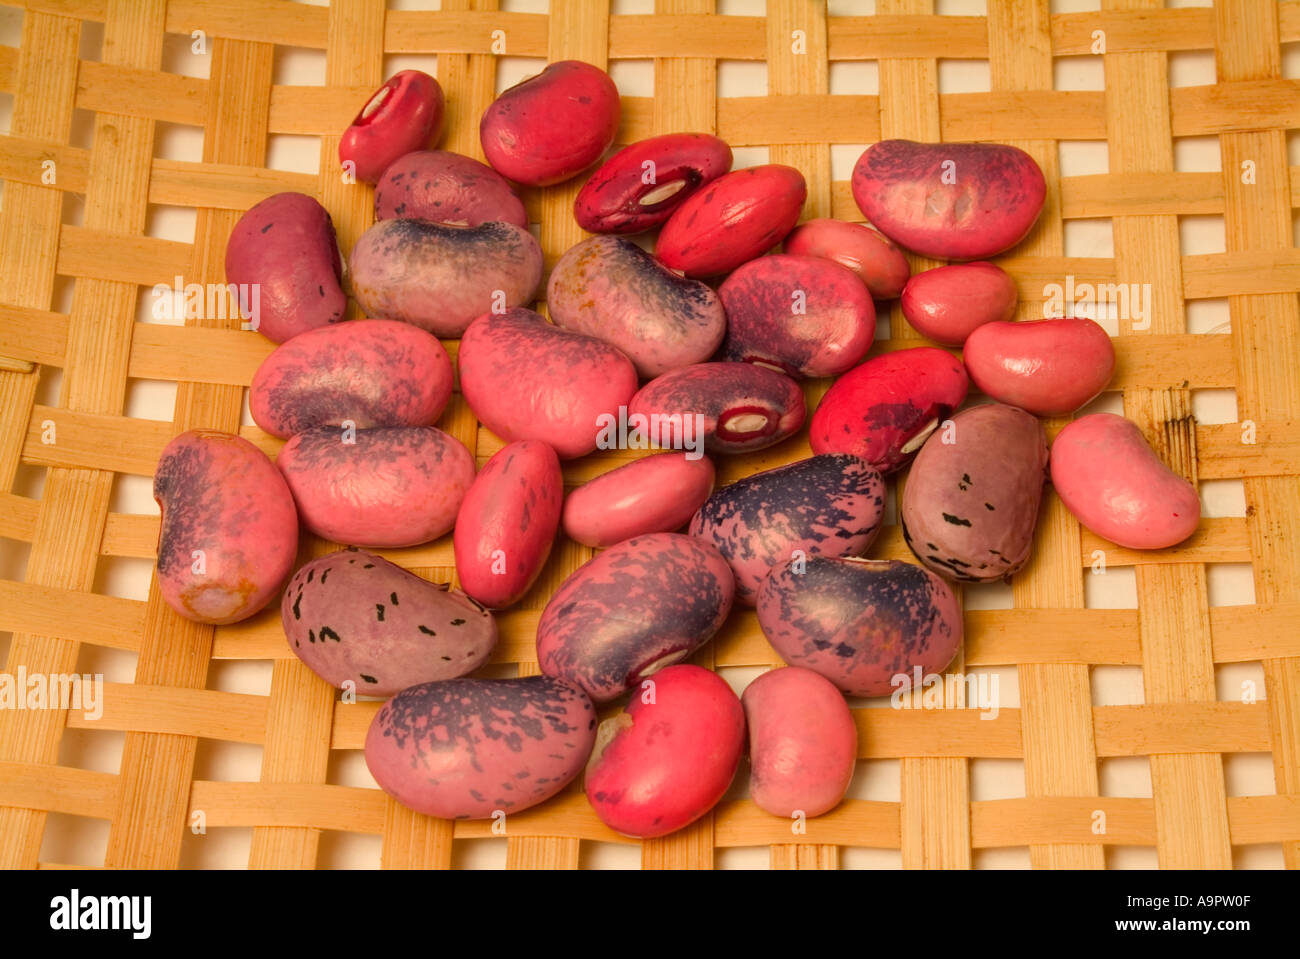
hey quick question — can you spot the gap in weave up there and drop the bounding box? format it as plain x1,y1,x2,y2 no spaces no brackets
1233,844,1286,869
77,17,102,63
317,831,382,869
841,846,904,869
1053,55,1104,92
1215,663,1266,708
68,109,96,152
1173,134,1221,172
180,827,253,868
125,378,178,424
162,31,211,80
608,58,652,98
717,0,766,15
974,847,1030,869
206,659,272,698
718,59,767,98
266,134,321,176
1167,48,1216,89
1199,477,1246,518
383,53,438,83
1206,564,1255,608
91,555,154,603
938,59,989,94
38,814,108,869
494,56,546,96
1223,754,1278,801
1179,214,1226,255
274,45,325,86
1090,667,1144,707
1098,756,1152,799
58,724,126,777
1106,845,1158,869
153,121,204,164
971,758,1026,801
829,61,879,96
451,837,508,869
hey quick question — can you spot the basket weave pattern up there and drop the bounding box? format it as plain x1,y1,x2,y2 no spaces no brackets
0,0,1298,869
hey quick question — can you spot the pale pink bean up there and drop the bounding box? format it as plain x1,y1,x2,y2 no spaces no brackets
562,452,715,548
963,317,1115,416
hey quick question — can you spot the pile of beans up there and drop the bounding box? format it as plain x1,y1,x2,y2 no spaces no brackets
154,62,1203,838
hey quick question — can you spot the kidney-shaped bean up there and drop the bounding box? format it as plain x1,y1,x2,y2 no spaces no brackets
562,452,715,549
282,550,496,697
373,150,527,228
154,429,298,625
339,70,444,185
783,218,911,300
536,533,734,703
963,318,1115,416
900,261,1018,346
366,675,596,819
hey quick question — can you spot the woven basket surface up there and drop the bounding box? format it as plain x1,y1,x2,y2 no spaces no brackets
0,0,1299,869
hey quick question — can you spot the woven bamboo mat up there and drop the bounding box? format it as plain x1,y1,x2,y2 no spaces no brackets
0,0,1298,869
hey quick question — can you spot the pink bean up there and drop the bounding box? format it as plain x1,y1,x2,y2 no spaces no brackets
1050,413,1201,550
373,150,527,227
900,261,1018,346
585,664,745,839
453,440,563,609
339,70,445,185
655,165,807,277
480,60,620,187
562,452,715,549
743,666,857,819
154,430,298,625
574,133,733,234
963,318,1115,416
783,218,911,299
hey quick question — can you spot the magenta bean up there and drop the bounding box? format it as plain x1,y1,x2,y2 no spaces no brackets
963,318,1116,416
536,533,734,703
277,425,474,548
742,666,857,819
349,219,542,337
282,550,496,697
224,192,345,344
373,150,527,228
154,429,298,625
809,347,969,473
458,308,638,460
339,70,445,185
1050,413,1201,550
719,253,875,378
689,454,885,606
365,675,596,819
585,664,745,839
783,218,911,300
900,404,1048,583
480,60,620,187
453,441,562,609
900,261,1018,346
852,140,1046,260
249,319,452,439
562,452,715,549
629,362,806,456
756,557,963,698
656,165,808,277
574,132,733,234
547,236,726,378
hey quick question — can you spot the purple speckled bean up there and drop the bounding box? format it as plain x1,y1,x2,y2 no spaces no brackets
628,362,806,456
756,557,963,698
277,425,475,548
719,254,876,378
453,440,562,609
373,150,527,227
224,192,345,344
901,403,1048,583
547,236,726,378
154,429,298,625
536,532,734,703
249,319,452,439
365,675,596,819
783,218,911,300
458,308,638,460
689,453,885,605
282,549,496,697
348,219,542,337
562,452,715,549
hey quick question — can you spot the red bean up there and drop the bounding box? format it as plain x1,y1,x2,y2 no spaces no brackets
784,218,911,299
339,70,445,185
900,261,1018,346
963,318,1115,416
562,452,715,549
373,150,527,228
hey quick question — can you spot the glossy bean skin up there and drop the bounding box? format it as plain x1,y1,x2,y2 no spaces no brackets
480,60,620,187
585,664,745,839
458,308,638,460
249,319,452,439
453,441,562,609
756,557,963,698
562,452,715,548
629,362,806,456
783,218,911,300
720,254,875,378
656,165,808,278
154,430,298,625
900,262,1018,346
282,550,496,697
536,533,734,703
851,140,1046,260
373,150,527,227
574,133,733,234
1050,413,1201,550
689,454,886,606
547,236,726,378
339,70,444,185
742,666,857,818
277,425,475,548
810,347,969,473
963,318,1115,416
349,219,542,337
901,404,1048,583
365,676,596,820
224,192,345,344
